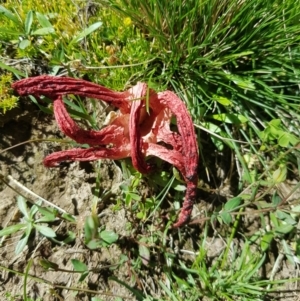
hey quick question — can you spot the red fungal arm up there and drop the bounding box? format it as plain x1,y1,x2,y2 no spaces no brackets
53,96,124,146
158,91,199,228
13,75,130,112
13,75,199,228
128,83,154,174
158,91,198,181
44,146,131,167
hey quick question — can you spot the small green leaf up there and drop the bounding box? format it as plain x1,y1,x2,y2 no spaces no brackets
61,213,76,222
36,207,56,222
291,205,300,219
278,132,299,147
63,231,76,244
31,27,55,35
24,10,33,35
100,230,118,245
86,239,102,250
272,193,282,206
173,184,186,191
29,203,39,218
15,233,30,254
69,21,102,45
79,271,89,282
129,192,141,201
39,259,59,270
282,239,295,265
210,113,248,124
35,12,53,28
224,197,242,211
261,232,274,251
272,166,287,183
84,215,98,243
276,210,297,225
220,211,232,225
71,259,88,272
34,225,56,237
136,211,144,219
213,95,232,106
275,224,294,235
19,39,31,50
270,212,279,228
17,196,29,219
0,223,26,236
91,297,104,301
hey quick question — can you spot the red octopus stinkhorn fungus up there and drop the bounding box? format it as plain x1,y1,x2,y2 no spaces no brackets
13,75,199,228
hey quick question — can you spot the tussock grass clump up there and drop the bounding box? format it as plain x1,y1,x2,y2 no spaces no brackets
102,0,300,182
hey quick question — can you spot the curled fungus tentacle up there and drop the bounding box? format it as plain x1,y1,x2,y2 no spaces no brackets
13,76,199,228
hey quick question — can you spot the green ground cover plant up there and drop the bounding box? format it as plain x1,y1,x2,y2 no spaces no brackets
1,0,300,300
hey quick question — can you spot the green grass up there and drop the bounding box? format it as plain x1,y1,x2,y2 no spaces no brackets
1,0,300,300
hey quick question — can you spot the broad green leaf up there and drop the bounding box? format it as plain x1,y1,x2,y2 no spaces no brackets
0,223,26,236
71,259,88,272
19,39,31,50
35,12,53,28
224,197,242,211
17,196,29,219
261,232,273,251
0,5,21,25
100,230,118,245
69,21,102,45
34,224,56,237
31,27,55,35
24,10,33,35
